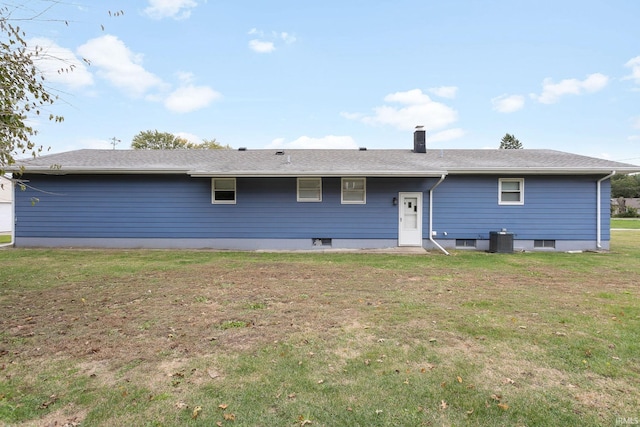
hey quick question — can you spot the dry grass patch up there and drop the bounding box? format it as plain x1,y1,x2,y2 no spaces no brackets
1,235,639,426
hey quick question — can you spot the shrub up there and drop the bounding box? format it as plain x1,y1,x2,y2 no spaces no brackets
615,207,640,218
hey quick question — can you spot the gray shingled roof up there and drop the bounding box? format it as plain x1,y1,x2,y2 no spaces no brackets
12,148,640,176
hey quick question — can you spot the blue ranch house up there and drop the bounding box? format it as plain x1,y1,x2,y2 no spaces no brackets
10,130,640,252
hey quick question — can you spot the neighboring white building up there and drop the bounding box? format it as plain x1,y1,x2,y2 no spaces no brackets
0,176,13,234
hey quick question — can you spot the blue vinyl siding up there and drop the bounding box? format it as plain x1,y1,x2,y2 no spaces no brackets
14,174,608,244
14,175,429,240
433,175,609,241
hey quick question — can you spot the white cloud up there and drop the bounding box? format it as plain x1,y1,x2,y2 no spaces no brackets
248,28,296,53
623,56,640,85
531,73,609,104
383,89,431,105
630,116,640,130
77,37,219,113
175,71,196,84
77,35,165,97
144,0,198,20
280,32,297,44
429,86,458,99
345,89,458,132
174,132,203,144
339,112,363,120
28,37,94,90
429,128,465,142
491,94,525,113
581,73,609,91
164,85,221,113
249,39,275,53
265,135,358,149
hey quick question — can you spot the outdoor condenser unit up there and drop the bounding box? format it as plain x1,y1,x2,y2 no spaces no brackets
489,231,514,253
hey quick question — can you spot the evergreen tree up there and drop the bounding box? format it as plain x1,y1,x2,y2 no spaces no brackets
499,133,523,149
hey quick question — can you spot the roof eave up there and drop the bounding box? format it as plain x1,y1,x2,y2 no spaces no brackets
13,166,640,176
14,168,191,175
448,167,640,175
188,171,448,177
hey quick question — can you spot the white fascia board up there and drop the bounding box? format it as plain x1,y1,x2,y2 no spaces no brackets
188,170,447,178
17,168,447,177
16,168,191,175
17,166,640,176
447,167,640,175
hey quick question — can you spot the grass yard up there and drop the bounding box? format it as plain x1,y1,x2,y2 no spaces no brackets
612,218,640,229
0,234,11,244
1,233,639,426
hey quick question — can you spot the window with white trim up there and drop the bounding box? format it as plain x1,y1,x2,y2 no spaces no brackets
499,178,524,205
341,178,366,204
297,178,322,202
212,178,236,204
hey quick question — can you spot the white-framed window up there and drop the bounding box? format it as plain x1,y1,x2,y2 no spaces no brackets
341,177,366,204
212,178,236,204
297,178,322,202
499,178,524,205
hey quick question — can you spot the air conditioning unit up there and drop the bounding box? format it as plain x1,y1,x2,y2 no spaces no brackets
489,231,513,253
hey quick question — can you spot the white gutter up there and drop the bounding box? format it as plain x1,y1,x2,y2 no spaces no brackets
428,174,450,255
597,171,616,249
189,171,447,178
447,168,640,175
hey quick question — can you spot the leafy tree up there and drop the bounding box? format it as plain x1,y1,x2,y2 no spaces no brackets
131,131,230,150
131,130,190,150
1,5,63,174
499,133,523,149
196,138,231,150
611,174,640,198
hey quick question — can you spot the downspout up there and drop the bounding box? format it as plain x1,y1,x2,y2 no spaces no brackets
596,171,615,249
11,177,15,247
428,174,450,255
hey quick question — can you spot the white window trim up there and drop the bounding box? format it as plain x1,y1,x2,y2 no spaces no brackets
498,178,524,205
341,177,366,204
297,177,322,202
212,178,236,204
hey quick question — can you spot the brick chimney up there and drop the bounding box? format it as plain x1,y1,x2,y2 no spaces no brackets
413,126,426,153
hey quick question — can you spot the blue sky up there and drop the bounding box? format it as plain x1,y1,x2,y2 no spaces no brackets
16,0,640,164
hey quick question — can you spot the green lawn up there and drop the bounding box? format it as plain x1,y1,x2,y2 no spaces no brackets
0,234,11,244
612,218,640,229
0,232,638,426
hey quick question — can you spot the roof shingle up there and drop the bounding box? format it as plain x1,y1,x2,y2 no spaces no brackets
12,148,640,176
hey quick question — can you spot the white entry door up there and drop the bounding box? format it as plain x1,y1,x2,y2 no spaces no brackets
398,192,423,246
